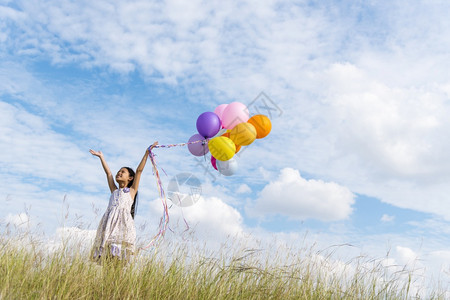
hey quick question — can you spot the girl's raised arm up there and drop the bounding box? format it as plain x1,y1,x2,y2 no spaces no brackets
90,149,117,193
130,142,158,198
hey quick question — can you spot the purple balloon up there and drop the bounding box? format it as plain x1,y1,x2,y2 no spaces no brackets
188,134,209,156
196,112,221,138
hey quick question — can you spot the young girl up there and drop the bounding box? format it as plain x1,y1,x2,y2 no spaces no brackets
89,142,158,262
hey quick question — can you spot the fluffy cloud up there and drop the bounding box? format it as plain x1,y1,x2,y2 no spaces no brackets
395,246,418,266
4,213,29,229
248,168,355,221
144,195,244,244
236,183,251,194
380,214,395,223
301,61,450,217
0,0,342,93
0,101,89,185
323,62,450,180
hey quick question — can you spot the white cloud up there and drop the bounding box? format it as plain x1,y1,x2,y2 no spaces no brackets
5,213,29,229
143,195,244,244
50,226,96,253
396,246,418,266
183,196,244,237
236,183,251,194
323,62,449,179
248,168,355,221
381,214,395,223
302,61,450,217
0,0,341,91
428,250,450,274
0,100,99,188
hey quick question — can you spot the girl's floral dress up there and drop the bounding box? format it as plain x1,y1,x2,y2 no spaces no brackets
91,188,136,261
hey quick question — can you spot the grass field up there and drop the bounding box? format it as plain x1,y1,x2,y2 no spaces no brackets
1,229,446,300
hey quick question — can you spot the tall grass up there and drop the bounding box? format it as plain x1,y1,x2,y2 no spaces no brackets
1,231,446,300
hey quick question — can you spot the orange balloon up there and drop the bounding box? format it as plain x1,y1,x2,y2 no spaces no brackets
226,130,241,153
221,130,231,138
248,115,271,139
224,134,241,153
229,123,257,146
235,144,241,153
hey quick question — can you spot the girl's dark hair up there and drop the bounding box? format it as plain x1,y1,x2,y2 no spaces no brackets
124,167,138,219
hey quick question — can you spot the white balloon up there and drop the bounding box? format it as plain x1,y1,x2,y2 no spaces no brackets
217,157,238,176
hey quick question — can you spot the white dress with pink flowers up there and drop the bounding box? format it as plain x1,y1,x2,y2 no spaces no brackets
91,188,136,260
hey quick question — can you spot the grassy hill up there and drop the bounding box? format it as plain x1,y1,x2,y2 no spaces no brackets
1,234,445,300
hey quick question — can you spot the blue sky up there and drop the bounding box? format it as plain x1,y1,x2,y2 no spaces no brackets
2,0,450,292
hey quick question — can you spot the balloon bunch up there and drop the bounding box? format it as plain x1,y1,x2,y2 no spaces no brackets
141,102,271,250
188,102,272,176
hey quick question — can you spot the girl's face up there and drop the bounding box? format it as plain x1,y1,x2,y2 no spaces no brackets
116,168,133,185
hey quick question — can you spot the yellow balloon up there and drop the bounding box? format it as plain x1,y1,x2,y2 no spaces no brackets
208,136,236,161
229,122,257,146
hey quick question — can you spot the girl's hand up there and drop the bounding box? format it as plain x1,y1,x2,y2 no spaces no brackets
149,141,158,150
89,149,103,158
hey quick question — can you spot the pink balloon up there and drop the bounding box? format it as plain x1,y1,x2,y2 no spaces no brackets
211,155,218,170
214,104,228,120
214,104,228,128
221,102,249,130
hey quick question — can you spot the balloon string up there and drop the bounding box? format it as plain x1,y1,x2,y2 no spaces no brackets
140,149,169,250
140,141,201,250
153,138,207,149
